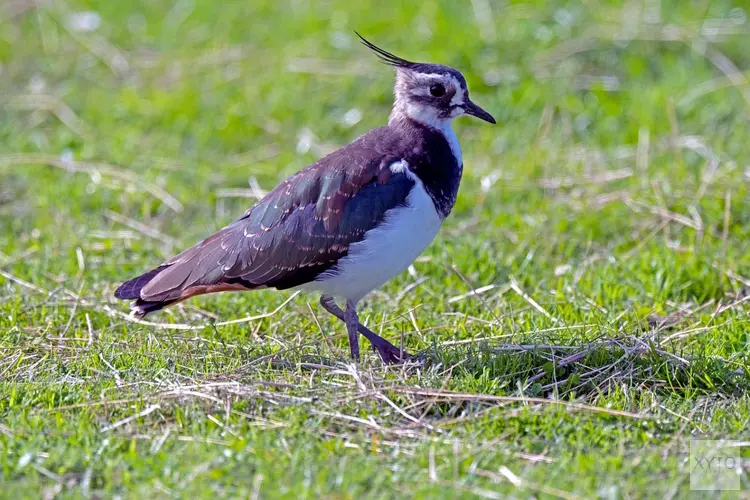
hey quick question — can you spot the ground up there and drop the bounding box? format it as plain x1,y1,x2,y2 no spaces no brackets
1,0,750,498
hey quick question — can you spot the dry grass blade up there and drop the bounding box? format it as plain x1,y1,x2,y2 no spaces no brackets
215,291,301,326
624,197,700,230
5,94,94,139
53,1,131,77
539,168,633,189
0,154,183,212
0,268,47,293
448,284,498,304
100,404,161,432
509,278,559,324
474,467,583,500
309,409,381,430
536,22,750,105
104,291,301,330
104,209,177,248
387,387,649,419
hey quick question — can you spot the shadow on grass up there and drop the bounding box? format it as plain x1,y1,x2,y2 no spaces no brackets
419,338,748,401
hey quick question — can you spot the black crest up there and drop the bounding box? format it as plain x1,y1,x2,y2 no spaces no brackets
356,31,416,69
355,31,467,87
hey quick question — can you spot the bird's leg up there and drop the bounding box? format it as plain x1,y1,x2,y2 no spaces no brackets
319,296,412,364
344,300,360,361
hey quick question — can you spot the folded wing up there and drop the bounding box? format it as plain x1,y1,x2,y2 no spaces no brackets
115,127,415,311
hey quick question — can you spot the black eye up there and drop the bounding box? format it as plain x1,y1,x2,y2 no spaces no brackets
429,83,446,97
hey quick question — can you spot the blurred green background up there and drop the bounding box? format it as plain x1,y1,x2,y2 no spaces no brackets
1,0,749,497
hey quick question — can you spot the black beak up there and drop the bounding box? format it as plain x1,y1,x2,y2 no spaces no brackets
463,99,496,124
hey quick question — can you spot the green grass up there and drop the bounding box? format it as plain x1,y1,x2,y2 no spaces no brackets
2,0,750,497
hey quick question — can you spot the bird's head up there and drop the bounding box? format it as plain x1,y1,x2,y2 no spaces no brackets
357,33,496,128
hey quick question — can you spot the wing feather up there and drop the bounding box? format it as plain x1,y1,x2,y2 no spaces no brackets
138,127,415,302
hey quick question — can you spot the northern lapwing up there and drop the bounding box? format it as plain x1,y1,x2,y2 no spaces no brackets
115,33,495,363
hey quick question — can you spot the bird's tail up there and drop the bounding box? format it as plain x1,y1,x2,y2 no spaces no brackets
130,297,180,317
114,265,178,317
115,262,254,317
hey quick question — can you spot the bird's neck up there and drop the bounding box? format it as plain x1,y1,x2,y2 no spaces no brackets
390,101,459,157
389,103,462,168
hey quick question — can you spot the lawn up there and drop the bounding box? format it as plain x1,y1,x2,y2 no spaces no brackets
1,0,750,497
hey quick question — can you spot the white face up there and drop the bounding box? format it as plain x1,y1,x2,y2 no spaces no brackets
398,72,468,126
390,66,495,127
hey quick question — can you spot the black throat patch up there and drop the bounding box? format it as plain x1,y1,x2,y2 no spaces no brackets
394,119,463,218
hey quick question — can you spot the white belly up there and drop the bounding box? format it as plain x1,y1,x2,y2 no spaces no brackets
305,179,442,303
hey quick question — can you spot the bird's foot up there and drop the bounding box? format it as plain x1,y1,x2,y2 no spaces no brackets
318,296,419,365
367,335,416,365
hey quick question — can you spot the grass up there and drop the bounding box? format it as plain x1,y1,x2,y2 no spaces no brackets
1,0,750,497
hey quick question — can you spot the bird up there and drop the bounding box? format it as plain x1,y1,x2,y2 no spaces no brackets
114,33,495,364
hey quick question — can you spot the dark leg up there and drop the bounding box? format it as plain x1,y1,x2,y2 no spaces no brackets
344,300,360,361
320,296,412,364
